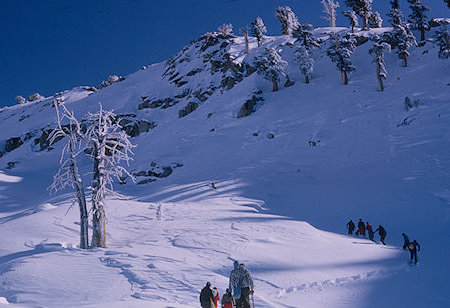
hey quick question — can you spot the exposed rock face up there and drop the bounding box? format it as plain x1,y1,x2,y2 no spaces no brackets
5,137,23,153
179,102,199,118
133,162,183,185
237,93,264,118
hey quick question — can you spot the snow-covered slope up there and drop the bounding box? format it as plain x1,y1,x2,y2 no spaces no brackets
0,27,449,307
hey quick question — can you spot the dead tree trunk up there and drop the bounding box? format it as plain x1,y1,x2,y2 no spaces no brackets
305,75,310,84
402,54,407,67
272,80,279,91
91,143,107,248
420,29,425,41
376,62,384,91
342,70,349,85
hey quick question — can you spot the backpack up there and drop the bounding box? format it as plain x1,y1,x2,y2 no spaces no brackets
234,282,241,300
408,243,415,250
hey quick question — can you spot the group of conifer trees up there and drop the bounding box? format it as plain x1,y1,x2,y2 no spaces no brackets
217,0,449,91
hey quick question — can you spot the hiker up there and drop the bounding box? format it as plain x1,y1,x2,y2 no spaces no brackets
229,261,254,308
346,219,355,235
212,287,220,308
211,183,217,189
408,240,421,264
402,233,410,250
221,288,235,308
355,219,366,238
374,225,387,245
200,282,215,308
366,222,375,241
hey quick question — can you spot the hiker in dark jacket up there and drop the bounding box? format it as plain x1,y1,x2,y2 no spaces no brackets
355,219,366,238
408,240,421,264
374,225,387,245
346,220,355,235
402,233,410,250
200,282,215,308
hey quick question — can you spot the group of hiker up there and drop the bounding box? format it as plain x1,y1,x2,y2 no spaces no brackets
200,261,254,308
346,219,387,244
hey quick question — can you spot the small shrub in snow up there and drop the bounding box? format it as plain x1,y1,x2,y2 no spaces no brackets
28,92,45,102
251,17,267,47
343,10,359,33
100,75,125,88
321,0,340,27
434,25,450,59
15,96,26,104
254,47,287,92
218,23,233,36
275,6,300,35
404,96,420,110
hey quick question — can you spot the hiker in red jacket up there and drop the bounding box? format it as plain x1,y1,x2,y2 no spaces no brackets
221,288,235,308
212,287,220,308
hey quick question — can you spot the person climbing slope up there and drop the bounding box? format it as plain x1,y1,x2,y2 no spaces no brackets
229,261,254,308
402,233,410,250
374,225,387,245
346,219,355,235
356,219,366,238
408,240,421,264
366,222,375,241
221,288,235,308
200,282,215,308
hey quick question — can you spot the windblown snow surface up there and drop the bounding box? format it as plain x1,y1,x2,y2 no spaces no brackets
0,27,449,307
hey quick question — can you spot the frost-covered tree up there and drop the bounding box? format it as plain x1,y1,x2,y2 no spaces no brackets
28,92,45,102
15,95,26,104
218,23,233,36
85,104,135,248
343,10,359,32
294,45,314,83
254,47,288,91
48,98,89,249
368,11,383,28
251,17,267,47
392,25,416,67
407,0,430,41
434,25,450,59
321,0,340,27
369,40,391,91
387,0,403,26
275,6,300,35
292,24,321,51
345,0,373,30
326,33,356,85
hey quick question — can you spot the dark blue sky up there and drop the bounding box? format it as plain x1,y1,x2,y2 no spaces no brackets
0,0,448,107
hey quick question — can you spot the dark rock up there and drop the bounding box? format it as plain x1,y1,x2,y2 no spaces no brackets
5,137,23,152
179,102,199,118
284,79,295,88
186,68,202,76
6,161,18,169
267,133,275,139
137,178,156,185
237,95,264,118
135,171,148,177
207,112,214,118
253,132,259,136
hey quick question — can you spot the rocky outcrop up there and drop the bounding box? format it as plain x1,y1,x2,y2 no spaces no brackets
237,92,264,118
179,102,199,118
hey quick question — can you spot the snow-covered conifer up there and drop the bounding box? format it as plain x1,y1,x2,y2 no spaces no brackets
251,17,267,47
15,95,26,104
392,25,416,67
434,25,450,59
275,6,300,35
326,33,356,85
254,47,287,91
218,23,233,36
343,10,359,32
368,11,383,28
48,98,89,249
294,45,314,84
388,0,403,26
345,0,373,30
369,40,391,91
292,24,321,51
321,0,340,28
85,104,135,248
407,0,430,41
